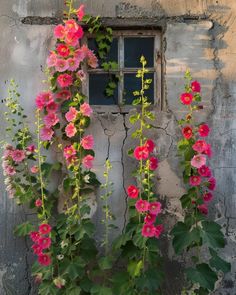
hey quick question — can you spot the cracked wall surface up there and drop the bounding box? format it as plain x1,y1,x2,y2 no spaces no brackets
0,0,236,294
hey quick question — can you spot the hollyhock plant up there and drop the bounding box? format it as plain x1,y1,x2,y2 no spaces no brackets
191,80,201,92
54,24,66,39
135,199,149,213
12,149,25,162
57,73,73,88
149,157,158,170
80,102,93,117
134,146,149,160
189,175,202,186
38,237,51,249
198,124,210,137
82,155,94,169
191,154,206,169
81,135,94,150
180,93,193,105
192,140,207,153
38,254,51,266
142,224,156,238
40,127,54,141
65,122,77,138
145,139,155,153
144,213,156,224
39,223,52,235
149,202,162,215
182,126,193,140
43,113,59,128
127,185,139,199
198,165,211,177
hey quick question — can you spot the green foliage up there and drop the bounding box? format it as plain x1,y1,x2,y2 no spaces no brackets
14,221,35,237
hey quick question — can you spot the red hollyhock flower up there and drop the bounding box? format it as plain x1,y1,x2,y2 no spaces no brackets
142,224,156,238
182,126,193,140
197,204,208,215
203,192,213,202
208,177,216,191
192,140,207,153
32,244,43,256
149,157,158,170
57,73,73,88
191,80,201,92
198,165,211,177
135,199,149,213
38,237,51,249
154,224,164,238
57,44,70,57
148,202,162,215
126,185,139,199
144,139,155,153
203,143,212,158
30,231,41,243
133,146,149,160
38,254,51,266
189,175,202,186
198,124,210,137
180,93,193,105
39,223,52,235
144,213,156,224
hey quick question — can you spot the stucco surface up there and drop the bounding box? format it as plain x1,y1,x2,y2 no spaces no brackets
0,0,236,294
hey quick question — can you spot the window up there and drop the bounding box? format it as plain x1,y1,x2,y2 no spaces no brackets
82,30,162,112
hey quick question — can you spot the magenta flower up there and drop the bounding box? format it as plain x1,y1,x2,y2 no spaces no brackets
32,244,43,256
204,143,212,158
154,224,164,238
12,149,25,163
144,139,155,153
135,199,149,213
67,57,80,71
65,31,79,47
189,175,202,186
36,91,54,109
39,223,52,235
55,59,69,72
81,135,94,150
148,202,162,215
35,198,42,207
208,177,216,191
80,102,93,117
57,73,73,88
47,52,57,68
74,48,86,63
40,127,54,141
198,124,210,137
191,154,206,168
46,101,59,113
38,237,51,249
144,213,156,224
191,80,201,92
56,89,71,101
63,145,76,160
54,24,66,39
82,155,94,169
5,165,16,176
203,192,213,202
26,144,36,153
31,166,39,174
180,93,193,105
192,140,207,153
43,113,59,128
38,254,51,266
149,157,158,170
198,165,211,177
197,204,208,215
65,122,77,138
142,224,156,238
57,44,70,57
65,107,78,122
30,231,40,243
126,185,139,199
64,19,79,33
134,146,149,160
76,4,85,21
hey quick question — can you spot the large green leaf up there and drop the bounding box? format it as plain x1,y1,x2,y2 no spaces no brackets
201,221,225,249
186,263,218,291
14,221,34,237
127,260,143,278
65,286,81,295
209,248,231,273
98,256,113,270
136,268,164,292
66,257,86,280
91,285,113,295
38,282,58,295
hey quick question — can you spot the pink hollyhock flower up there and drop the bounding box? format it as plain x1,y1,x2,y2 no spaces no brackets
26,144,36,153
31,166,39,174
43,113,59,128
56,89,71,101
67,57,80,71
38,237,51,249
74,48,86,63
144,213,156,224
189,175,202,186
80,102,93,117
76,4,85,20
149,157,158,170
66,155,77,166
144,139,155,153
46,101,59,113
203,143,212,158
12,149,25,162
126,185,139,199
30,231,41,243
35,95,45,110
38,254,51,266
65,31,79,47
197,204,208,215
134,146,149,161
182,126,193,140
40,127,54,141
198,124,210,137
135,199,149,213
64,19,79,33
35,198,42,207
32,244,43,256
75,26,84,39
36,91,54,109
65,107,78,122
65,122,77,138
81,135,94,150
192,140,207,153
57,73,73,88
77,70,86,81
64,145,76,160
57,44,70,57
155,224,164,238
82,155,94,169
47,51,57,68
208,177,216,191
54,24,66,39
5,166,16,176
191,154,206,169
149,202,162,215
55,59,69,72
87,50,98,68
203,192,213,202
142,224,156,238
39,223,52,235
198,165,211,177
180,93,193,105
191,80,201,92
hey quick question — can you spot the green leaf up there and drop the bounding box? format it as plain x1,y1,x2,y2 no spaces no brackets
136,268,164,292
66,257,85,280
111,271,131,294
127,260,143,278
186,263,218,291
14,221,34,237
209,248,231,273
91,285,113,295
38,282,58,295
201,221,225,249
98,256,113,270
66,286,81,295
129,114,140,125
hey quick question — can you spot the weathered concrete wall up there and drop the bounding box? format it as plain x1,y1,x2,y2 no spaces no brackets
0,1,236,294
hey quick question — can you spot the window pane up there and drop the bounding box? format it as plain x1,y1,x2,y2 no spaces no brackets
89,74,118,105
88,38,118,67
124,37,154,68
123,73,154,105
